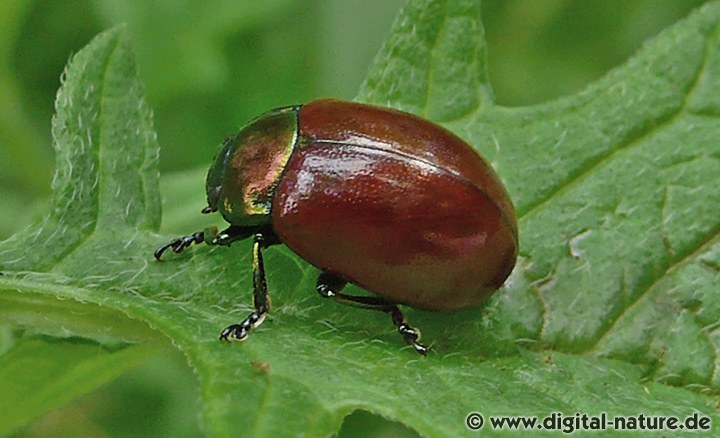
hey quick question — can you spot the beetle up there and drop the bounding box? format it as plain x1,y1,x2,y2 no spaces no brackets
155,99,518,355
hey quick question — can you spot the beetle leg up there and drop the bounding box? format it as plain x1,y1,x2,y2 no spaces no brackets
219,230,275,342
316,272,430,355
389,307,430,356
154,225,257,260
154,229,209,260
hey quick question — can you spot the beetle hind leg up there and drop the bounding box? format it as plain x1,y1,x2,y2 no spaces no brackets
316,272,430,355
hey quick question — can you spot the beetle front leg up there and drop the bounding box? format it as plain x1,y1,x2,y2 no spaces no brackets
219,230,276,342
316,272,430,355
154,229,212,260
154,225,257,260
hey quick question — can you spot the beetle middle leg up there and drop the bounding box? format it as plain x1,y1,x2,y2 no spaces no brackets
316,272,430,355
219,228,279,342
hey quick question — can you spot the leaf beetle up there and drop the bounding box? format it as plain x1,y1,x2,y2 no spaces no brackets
155,99,518,355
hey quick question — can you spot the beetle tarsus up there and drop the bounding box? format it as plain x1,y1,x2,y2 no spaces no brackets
154,231,205,260
219,310,266,342
391,307,430,356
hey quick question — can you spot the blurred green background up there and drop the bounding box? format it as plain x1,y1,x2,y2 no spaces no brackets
0,0,707,436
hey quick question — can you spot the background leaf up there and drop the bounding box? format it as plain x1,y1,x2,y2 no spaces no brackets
0,337,151,435
1,0,720,436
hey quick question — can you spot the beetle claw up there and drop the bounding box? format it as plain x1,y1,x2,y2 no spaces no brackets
153,239,180,260
411,340,431,356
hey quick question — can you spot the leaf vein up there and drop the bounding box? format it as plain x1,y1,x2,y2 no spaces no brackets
518,33,713,222
588,225,720,354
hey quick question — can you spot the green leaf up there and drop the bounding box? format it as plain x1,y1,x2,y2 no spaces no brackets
358,0,493,120
0,337,152,436
2,1,720,437
0,24,160,272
